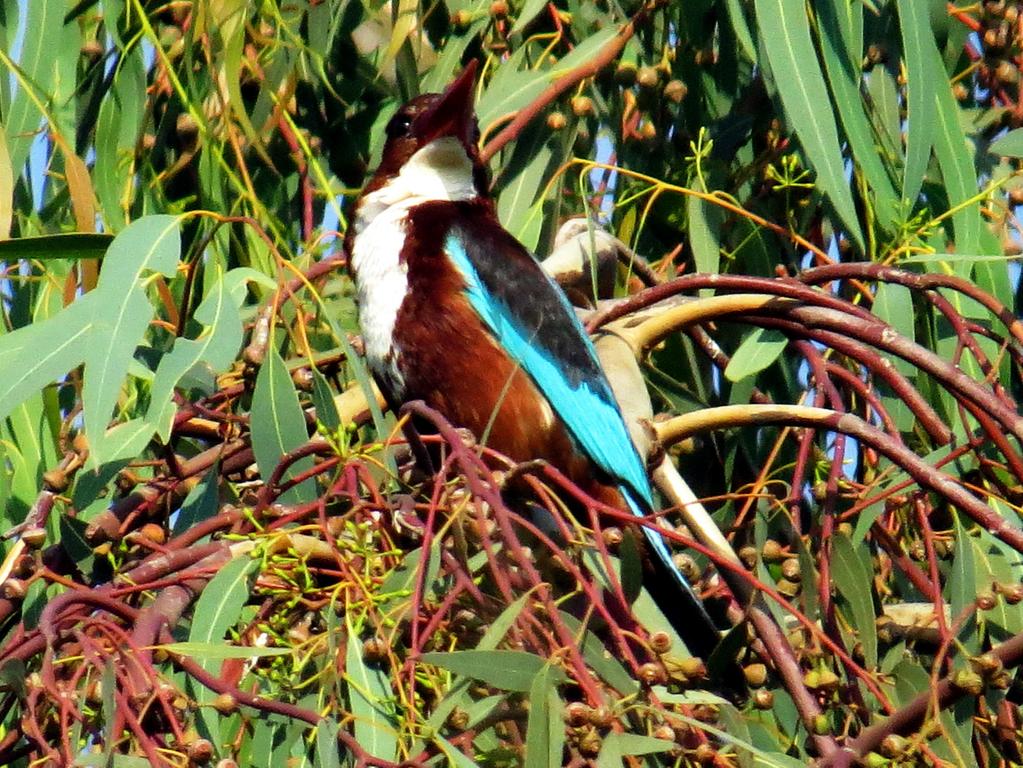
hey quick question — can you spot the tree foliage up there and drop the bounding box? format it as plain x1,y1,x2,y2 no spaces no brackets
1,0,1023,765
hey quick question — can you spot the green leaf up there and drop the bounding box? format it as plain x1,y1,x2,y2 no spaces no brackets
20,579,50,630
724,328,788,382
149,266,273,443
315,719,342,768
251,346,318,504
559,612,637,694
890,663,977,767
418,594,528,748
0,295,95,425
245,717,291,768
509,0,547,36
871,283,915,377
524,665,563,768
476,48,546,132
754,0,864,251
652,686,730,706
830,533,878,668
58,515,94,571
420,650,565,693
101,660,116,760
969,529,1023,637
817,0,899,231
172,467,220,536
422,17,488,92
4,394,58,511
926,20,983,256
94,46,146,230
0,114,9,239
189,556,257,650
687,189,722,292
949,514,978,650
752,754,813,768
311,368,341,432
619,527,643,605
82,215,181,466
496,121,554,252
345,623,398,761
866,66,903,168
379,543,443,623
479,593,530,648
896,0,936,207
0,659,26,698
723,0,757,63
0,232,114,261
989,128,1023,158
213,0,268,166
434,735,485,768
159,642,291,660
90,261,269,466
2,0,63,174
901,252,1018,264
188,555,258,741
554,28,617,74
599,733,673,762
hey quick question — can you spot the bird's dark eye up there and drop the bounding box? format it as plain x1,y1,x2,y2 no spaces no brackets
386,113,414,139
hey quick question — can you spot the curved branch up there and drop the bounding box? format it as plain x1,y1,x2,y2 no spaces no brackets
654,404,1023,553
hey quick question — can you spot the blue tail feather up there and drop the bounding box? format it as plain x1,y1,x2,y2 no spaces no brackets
622,487,720,658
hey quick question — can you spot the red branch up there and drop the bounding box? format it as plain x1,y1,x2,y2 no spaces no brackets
480,11,645,163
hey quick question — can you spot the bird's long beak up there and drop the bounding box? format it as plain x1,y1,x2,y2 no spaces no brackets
416,60,478,146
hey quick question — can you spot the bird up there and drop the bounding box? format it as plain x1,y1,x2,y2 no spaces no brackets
343,60,722,661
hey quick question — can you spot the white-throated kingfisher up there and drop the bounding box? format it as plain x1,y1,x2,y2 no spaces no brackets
344,61,721,660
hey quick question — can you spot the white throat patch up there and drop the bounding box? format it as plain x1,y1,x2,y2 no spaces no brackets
351,137,478,392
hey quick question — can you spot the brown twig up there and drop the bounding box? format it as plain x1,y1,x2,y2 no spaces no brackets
480,10,646,163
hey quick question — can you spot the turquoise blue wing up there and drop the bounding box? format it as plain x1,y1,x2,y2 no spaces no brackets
445,226,715,651
443,231,654,507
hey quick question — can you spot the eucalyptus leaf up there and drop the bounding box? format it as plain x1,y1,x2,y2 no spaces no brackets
754,0,864,251
251,346,318,504
724,328,788,382
420,650,566,693
345,624,398,761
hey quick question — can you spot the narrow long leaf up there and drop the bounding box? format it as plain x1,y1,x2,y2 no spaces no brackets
345,624,398,761
83,215,181,466
509,0,547,36
926,35,983,256
315,719,342,768
188,555,257,742
420,650,565,693
3,0,62,173
871,283,915,376
188,556,258,650
724,328,788,382
990,128,1023,158
525,665,563,768
250,346,317,504
0,295,95,422
160,642,290,660
896,0,936,207
754,0,864,251
687,189,722,293
0,232,113,260
831,534,878,668
817,0,899,231
496,121,554,252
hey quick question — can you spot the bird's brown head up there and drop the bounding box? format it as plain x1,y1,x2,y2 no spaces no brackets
365,60,485,196
345,61,491,265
